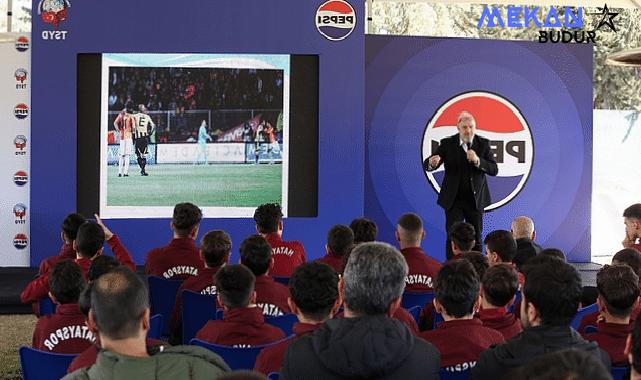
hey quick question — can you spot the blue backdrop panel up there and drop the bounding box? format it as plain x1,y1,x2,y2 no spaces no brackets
365,36,592,263
31,0,364,265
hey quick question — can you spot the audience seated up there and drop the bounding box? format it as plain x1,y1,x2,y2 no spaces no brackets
472,257,611,378
240,235,290,316
623,203,641,252
280,242,440,379
504,349,612,380
479,264,522,340
316,225,354,273
510,216,542,271
38,213,86,276
349,217,378,244
583,264,640,366
539,248,567,261
254,203,306,277
32,261,95,353
64,267,230,379
420,260,504,371
448,222,476,258
254,262,340,375
627,316,641,380
145,203,204,280
21,217,135,304
484,229,523,286
170,230,231,345
395,213,441,292
195,264,286,347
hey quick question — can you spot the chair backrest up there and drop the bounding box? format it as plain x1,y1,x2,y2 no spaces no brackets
148,314,163,340
611,366,629,380
190,336,292,370
38,298,56,317
407,306,421,325
272,276,290,286
433,312,445,329
439,368,471,380
19,346,77,380
182,290,218,344
570,303,598,330
267,372,280,380
265,314,298,336
583,325,598,334
401,290,435,310
147,276,183,336
508,290,522,314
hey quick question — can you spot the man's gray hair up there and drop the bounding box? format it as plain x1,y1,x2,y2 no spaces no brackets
511,216,535,239
343,242,408,315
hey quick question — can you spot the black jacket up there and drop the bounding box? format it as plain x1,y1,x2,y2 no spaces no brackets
471,325,611,380
280,314,440,380
513,238,543,271
424,134,498,210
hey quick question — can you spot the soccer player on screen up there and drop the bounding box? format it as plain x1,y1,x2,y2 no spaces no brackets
194,120,212,165
114,107,133,177
254,122,265,164
132,105,156,176
263,121,280,165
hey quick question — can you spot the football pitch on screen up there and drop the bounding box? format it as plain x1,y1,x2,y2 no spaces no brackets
106,163,282,207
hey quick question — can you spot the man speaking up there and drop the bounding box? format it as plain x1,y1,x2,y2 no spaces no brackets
423,111,498,259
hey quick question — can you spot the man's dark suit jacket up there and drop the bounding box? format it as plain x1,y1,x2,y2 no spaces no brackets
423,134,498,210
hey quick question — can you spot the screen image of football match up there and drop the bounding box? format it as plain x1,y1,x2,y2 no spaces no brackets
98,54,290,218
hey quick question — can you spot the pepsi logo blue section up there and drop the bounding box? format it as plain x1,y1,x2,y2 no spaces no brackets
366,36,593,263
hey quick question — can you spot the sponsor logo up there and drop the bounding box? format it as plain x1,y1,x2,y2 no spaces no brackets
15,36,29,52
14,233,28,249
14,135,27,156
316,0,356,41
421,91,534,211
38,0,71,28
13,171,29,187
15,68,28,89
14,103,29,120
13,203,27,224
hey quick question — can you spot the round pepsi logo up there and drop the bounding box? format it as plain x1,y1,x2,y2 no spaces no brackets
15,36,29,52
13,171,29,186
14,103,29,120
14,233,28,249
421,91,534,211
315,0,356,41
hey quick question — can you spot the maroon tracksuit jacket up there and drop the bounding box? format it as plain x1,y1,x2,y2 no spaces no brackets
401,247,442,292
264,233,306,277
255,275,291,316
578,303,641,334
584,321,632,366
478,307,523,340
254,322,320,374
316,251,344,273
38,243,76,276
195,307,286,347
145,238,204,280
32,304,96,353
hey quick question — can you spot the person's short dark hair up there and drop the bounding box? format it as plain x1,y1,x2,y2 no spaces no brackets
613,248,641,280
78,283,92,318
505,349,612,380
75,222,105,258
459,251,489,281
540,248,566,262
88,255,120,282
597,264,640,318
523,259,581,326
201,230,231,267
522,254,565,275
239,235,272,276
482,263,519,308
61,213,86,242
172,203,203,237
632,316,641,374
289,262,339,321
327,225,354,257
349,217,378,244
253,203,283,234
216,264,256,309
484,230,517,262
397,213,423,239
434,260,480,318
49,260,86,305
624,203,641,221
91,267,149,340
449,222,475,251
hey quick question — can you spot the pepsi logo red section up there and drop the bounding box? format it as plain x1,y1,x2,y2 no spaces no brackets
433,95,525,133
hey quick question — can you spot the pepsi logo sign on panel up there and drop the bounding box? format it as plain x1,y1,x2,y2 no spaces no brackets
13,234,28,249
15,36,29,52
14,135,27,155
421,91,534,211
13,203,27,224
14,103,29,119
15,69,28,89
316,0,356,41
13,171,29,186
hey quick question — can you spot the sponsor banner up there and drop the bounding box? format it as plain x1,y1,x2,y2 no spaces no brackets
155,142,282,164
0,33,30,266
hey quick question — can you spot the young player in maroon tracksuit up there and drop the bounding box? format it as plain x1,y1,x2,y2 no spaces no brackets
38,213,86,276
395,213,441,292
195,264,286,346
255,262,341,375
145,202,204,280
240,235,290,316
32,261,95,353
254,203,306,277
169,230,232,344
317,225,354,273
479,264,522,340
419,260,504,372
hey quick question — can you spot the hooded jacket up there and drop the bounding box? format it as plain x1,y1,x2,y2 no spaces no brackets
471,325,611,379
280,314,440,380
62,345,230,379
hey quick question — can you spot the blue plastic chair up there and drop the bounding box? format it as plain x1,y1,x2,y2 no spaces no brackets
570,303,598,330
190,336,292,370
267,373,280,380
38,298,56,317
182,290,218,344
439,367,471,379
433,312,445,329
508,290,522,314
611,366,629,380
148,314,163,340
583,325,598,334
401,291,435,310
147,276,183,336
19,346,77,380
407,306,421,325
273,276,290,286
265,314,298,336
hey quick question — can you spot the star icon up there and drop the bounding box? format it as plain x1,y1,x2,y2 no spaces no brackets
590,4,619,32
